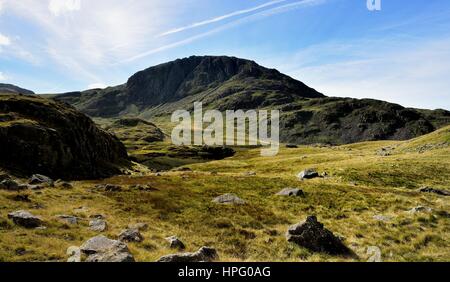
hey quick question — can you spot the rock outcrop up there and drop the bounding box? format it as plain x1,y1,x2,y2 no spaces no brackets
286,216,353,256
80,235,135,262
212,194,245,205
8,210,42,228
0,94,129,180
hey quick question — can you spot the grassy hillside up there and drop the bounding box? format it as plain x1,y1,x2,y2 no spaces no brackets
1,126,448,262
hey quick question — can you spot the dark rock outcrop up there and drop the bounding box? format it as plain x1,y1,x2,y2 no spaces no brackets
8,210,42,228
419,187,450,196
286,216,353,256
0,94,129,180
118,228,143,242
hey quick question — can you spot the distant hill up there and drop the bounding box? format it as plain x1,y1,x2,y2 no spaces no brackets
0,83,34,95
53,55,450,145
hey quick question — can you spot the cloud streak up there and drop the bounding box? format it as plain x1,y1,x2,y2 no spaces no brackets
124,0,326,63
158,0,286,37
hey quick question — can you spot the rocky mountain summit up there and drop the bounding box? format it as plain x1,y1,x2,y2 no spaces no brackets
0,94,129,180
53,55,450,145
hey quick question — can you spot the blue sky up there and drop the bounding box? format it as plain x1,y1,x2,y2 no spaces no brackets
0,0,449,110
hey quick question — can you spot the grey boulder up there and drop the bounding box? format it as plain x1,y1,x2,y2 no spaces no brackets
166,236,186,250
118,228,143,242
29,174,54,187
80,235,135,262
157,246,218,262
276,188,305,197
298,169,319,180
8,210,42,228
89,219,107,232
212,194,245,205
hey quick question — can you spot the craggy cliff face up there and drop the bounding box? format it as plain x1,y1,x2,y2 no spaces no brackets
0,94,129,180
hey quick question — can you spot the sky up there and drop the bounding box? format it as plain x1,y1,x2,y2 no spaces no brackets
0,0,449,110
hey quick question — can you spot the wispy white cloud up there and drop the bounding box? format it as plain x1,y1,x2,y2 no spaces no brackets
0,72,6,81
158,0,286,37
48,0,81,16
0,33,10,46
124,0,326,63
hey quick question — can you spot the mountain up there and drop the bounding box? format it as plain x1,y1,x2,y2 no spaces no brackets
0,94,130,180
0,83,35,95
53,55,450,145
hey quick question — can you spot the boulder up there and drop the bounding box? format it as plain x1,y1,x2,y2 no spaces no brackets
373,214,392,222
89,219,107,232
67,246,81,262
166,236,186,250
0,178,21,191
276,188,305,197
8,210,42,228
366,246,382,262
95,184,122,192
29,174,54,187
212,194,245,205
56,215,79,225
298,169,319,180
407,206,433,214
286,216,353,256
419,187,450,196
118,228,143,242
157,246,218,262
80,235,135,262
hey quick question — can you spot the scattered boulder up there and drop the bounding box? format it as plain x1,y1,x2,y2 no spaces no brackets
10,194,31,202
276,188,305,197
0,178,21,191
166,236,186,250
157,246,218,262
89,219,107,232
80,235,135,262
8,210,42,228
212,194,245,205
419,187,450,196
286,216,353,256
118,228,143,242
56,215,79,225
373,214,393,222
298,169,319,180
407,206,433,214
67,246,81,262
95,184,122,192
29,174,54,187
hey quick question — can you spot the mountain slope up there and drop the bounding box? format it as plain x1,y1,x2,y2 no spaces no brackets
0,94,130,180
0,84,34,95
53,55,450,145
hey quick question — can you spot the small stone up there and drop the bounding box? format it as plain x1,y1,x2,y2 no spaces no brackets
276,188,305,197
157,246,218,262
67,246,81,262
118,228,143,242
0,178,21,191
407,206,433,214
298,169,319,180
419,187,450,196
212,194,245,205
165,236,185,250
56,215,79,225
8,210,42,228
373,214,392,222
89,219,107,232
244,171,256,176
29,174,54,187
